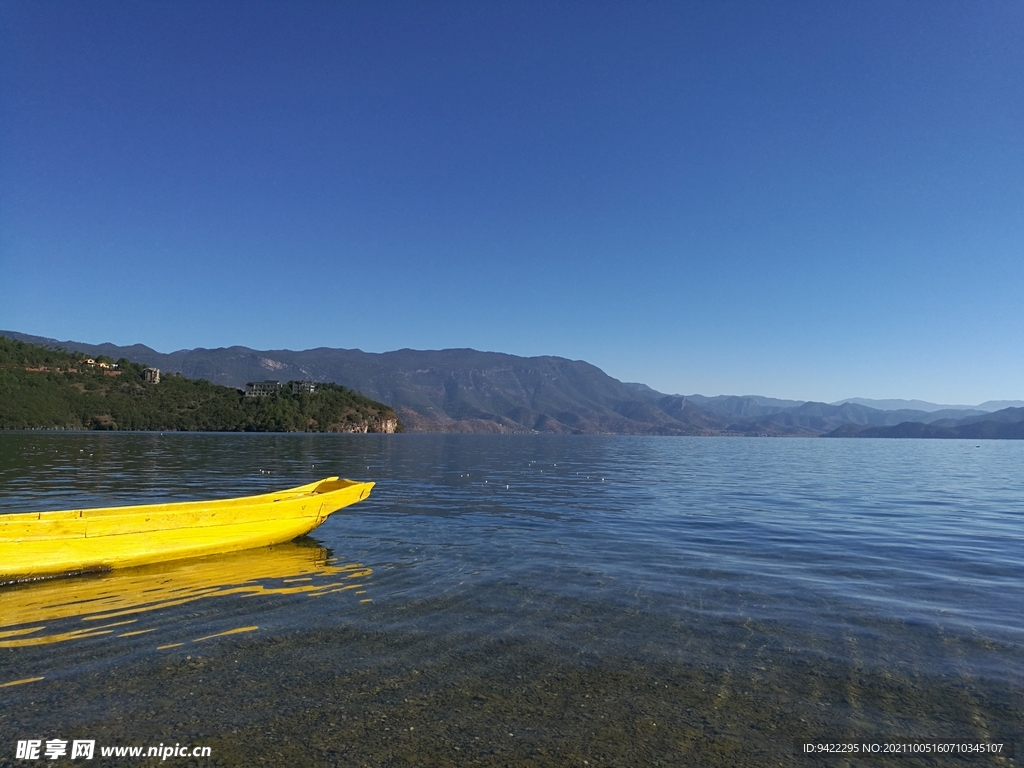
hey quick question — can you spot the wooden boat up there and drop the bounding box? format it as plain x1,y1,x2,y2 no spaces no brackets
0,477,373,583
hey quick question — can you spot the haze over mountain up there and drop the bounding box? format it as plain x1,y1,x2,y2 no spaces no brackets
3,331,1019,438
831,397,1023,413
827,408,1024,439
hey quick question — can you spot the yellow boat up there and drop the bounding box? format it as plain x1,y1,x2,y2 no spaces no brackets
0,541,372,649
0,477,374,583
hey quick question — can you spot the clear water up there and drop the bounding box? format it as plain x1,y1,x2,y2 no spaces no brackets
1,433,1021,766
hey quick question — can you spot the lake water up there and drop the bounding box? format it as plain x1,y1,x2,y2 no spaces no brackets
1,433,1021,766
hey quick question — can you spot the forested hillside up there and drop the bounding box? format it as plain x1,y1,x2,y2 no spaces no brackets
0,337,400,432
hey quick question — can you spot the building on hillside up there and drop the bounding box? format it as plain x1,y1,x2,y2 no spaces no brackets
245,380,282,397
143,368,161,384
291,380,317,394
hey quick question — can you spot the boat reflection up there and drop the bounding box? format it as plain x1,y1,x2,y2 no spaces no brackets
0,540,371,648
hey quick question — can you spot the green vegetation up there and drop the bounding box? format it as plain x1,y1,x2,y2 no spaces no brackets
0,337,402,432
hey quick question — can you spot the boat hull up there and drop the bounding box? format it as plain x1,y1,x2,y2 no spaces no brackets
0,477,373,582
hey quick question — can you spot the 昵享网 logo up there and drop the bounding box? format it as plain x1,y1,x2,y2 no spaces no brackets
16,739,94,759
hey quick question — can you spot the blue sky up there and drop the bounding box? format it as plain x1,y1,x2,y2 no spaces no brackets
2,1,1021,403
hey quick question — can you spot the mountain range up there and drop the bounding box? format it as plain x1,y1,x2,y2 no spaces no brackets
3,330,1021,437
826,408,1024,439
828,397,1023,413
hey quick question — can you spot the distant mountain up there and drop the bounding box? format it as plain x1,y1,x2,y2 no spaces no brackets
826,407,1024,439
623,388,815,422
5,330,1019,438
942,406,1024,427
648,397,987,436
0,331,725,435
832,397,1022,413
976,400,1024,411
684,394,806,418
827,409,1024,438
